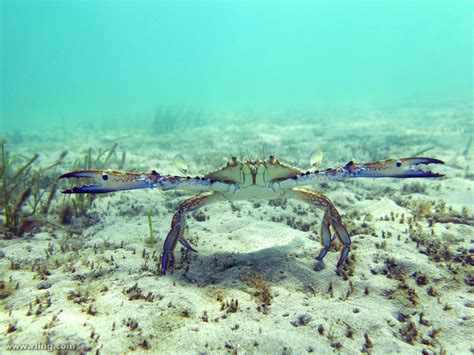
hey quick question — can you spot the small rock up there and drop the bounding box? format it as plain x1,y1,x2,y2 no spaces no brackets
313,261,325,272
291,314,312,327
193,211,207,222
37,281,52,290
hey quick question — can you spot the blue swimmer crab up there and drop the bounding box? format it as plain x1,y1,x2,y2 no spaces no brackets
59,154,444,275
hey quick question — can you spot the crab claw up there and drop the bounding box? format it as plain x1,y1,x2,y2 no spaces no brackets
344,157,445,179
59,170,160,194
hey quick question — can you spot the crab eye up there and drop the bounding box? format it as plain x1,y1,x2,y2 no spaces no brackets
228,156,238,167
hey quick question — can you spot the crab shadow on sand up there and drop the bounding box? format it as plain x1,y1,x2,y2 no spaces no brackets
165,238,351,290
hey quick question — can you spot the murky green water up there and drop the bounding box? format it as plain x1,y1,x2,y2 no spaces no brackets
1,0,471,132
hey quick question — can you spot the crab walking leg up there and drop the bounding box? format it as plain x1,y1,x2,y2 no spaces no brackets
289,187,351,268
319,210,332,261
160,192,223,275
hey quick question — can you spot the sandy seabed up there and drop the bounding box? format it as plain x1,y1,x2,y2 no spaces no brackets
1,105,473,354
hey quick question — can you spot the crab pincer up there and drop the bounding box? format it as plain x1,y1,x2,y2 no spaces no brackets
59,170,159,194
345,157,445,179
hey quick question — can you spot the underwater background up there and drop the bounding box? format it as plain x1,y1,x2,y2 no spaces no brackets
1,0,471,132
1,1,473,354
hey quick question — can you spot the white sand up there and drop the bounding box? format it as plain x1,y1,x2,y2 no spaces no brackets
1,106,473,354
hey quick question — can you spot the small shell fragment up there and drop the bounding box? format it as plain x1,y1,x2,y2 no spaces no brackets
174,155,191,176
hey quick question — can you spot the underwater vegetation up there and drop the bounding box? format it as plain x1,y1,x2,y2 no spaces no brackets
1,140,66,238
0,140,129,238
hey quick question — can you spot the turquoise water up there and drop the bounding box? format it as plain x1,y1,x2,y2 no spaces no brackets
1,0,472,131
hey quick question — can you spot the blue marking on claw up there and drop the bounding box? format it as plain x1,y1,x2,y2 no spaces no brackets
61,185,116,194
59,170,103,179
